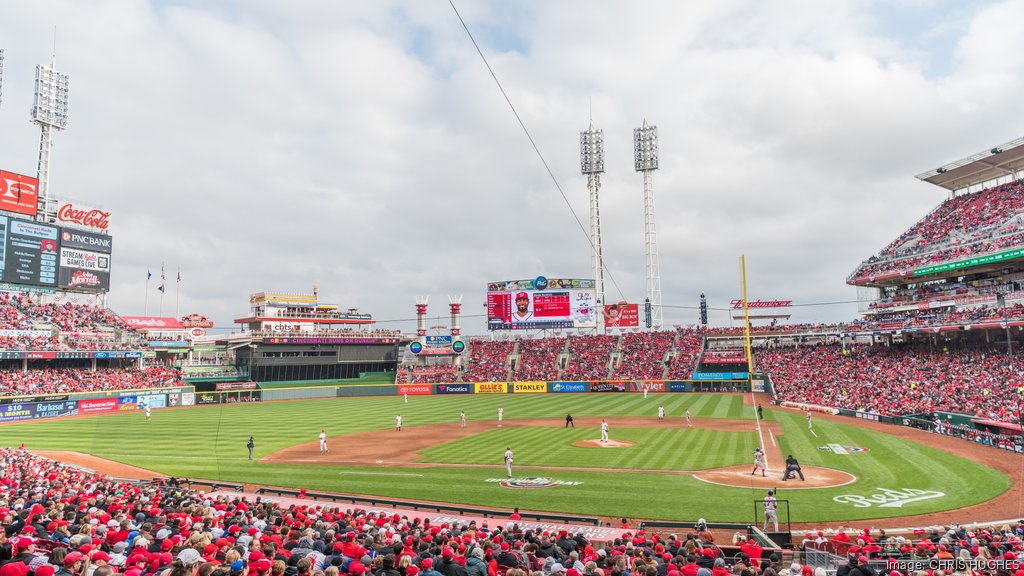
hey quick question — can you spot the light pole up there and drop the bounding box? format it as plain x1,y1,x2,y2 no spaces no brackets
634,120,663,329
580,123,606,333
31,59,70,220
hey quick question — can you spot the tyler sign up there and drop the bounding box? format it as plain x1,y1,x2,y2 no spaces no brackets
56,201,111,231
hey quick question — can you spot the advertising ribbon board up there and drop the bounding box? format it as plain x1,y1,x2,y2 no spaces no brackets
512,382,547,393
474,382,508,394
550,382,587,393
590,382,628,393
397,385,432,396
435,384,472,395
79,398,119,414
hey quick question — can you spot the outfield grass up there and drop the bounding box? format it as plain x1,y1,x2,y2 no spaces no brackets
0,393,1009,522
420,427,757,471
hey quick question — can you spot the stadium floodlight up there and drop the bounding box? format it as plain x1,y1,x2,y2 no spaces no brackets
634,120,663,329
580,123,606,332
31,61,70,210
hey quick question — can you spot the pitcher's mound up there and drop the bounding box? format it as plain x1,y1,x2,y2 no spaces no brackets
573,439,635,448
693,465,855,489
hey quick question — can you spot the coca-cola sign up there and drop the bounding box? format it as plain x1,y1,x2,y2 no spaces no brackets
56,201,111,231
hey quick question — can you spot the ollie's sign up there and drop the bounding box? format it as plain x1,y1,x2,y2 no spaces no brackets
56,201,111,231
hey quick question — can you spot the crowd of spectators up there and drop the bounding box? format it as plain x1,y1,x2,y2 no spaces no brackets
250,329,403,340
850,180,1024,282
4,447,1024,576
395,366,459,385
850,303,1024,332
610,332,676,380
667,330,704,380
0,366,182,397
461,341,515,383
511,338,566,382
561,336,615,381
759,344,1024,419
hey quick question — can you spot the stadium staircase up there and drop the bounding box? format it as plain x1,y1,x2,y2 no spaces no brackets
506,340,519,381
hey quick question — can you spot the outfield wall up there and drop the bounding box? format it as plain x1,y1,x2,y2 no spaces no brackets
0,386,193,422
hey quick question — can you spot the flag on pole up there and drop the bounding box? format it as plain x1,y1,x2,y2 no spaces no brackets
147,269,152,281
161,263,166,281
177,268,181,283
158,284,165,293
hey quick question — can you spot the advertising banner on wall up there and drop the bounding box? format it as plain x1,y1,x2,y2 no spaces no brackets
550,382,587,393
0,171,39,217
604,303,640,329
435,384,472,395
512,382,547,393
667,382,690,392
34,400,77,419
138,394,167,409
180,392,195,406
590,382,628,393
0,403,35,422
474,382,508,394
397,385,432,396
631,382,666,392
690,372,749,380
79,398,119,414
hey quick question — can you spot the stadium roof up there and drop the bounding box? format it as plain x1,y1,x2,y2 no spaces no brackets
915,136,1024,192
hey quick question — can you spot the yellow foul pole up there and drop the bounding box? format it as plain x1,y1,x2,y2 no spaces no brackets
741,255,755,379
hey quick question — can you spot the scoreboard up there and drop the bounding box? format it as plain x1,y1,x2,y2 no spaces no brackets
486,277,596,330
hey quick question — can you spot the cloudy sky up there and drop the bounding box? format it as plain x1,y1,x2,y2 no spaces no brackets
1,0,1022,335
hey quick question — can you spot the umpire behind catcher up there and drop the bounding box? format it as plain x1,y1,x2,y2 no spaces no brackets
783,454,805,481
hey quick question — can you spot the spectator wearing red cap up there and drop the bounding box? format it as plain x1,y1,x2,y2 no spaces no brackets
417,559,442,576
496,542,520,569
57,552,85,576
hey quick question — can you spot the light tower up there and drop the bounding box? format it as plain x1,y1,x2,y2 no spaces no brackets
580,122,606,332
415,297,429,338
31,59,70,218
634,120,663,329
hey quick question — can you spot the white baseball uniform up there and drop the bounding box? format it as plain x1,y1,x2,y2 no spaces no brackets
657,406,665,420
460,411,466,428
600,420,609,442
396,415,403,431
504,448,513,478
319,431,327,452
498,407,504,426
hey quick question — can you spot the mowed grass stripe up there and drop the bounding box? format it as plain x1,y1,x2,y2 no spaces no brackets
0,395,1009,522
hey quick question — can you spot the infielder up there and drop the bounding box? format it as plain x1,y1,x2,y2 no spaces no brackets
460,410,467,428
600,419,609,442
685,409,693,427
504,447,513,478
657,405,665,421
763,489,779,532
319,429,328,452
395,413,403,432
498,406,504,427
751,447,766,477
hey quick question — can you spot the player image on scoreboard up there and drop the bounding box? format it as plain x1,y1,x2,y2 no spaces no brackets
485,278,597,331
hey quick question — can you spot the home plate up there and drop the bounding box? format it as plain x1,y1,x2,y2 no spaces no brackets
376,460,384,463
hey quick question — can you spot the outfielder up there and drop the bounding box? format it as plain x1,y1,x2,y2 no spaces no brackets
763,489,779,532
319,429,328,452
751,447,766,477
144,402,151,421
498,406,504,427
404,392,408,403
643,384,649,399
504,446,513,478
600,419,609,442
806,411,813,430
395,414,403,432
460,410,467,428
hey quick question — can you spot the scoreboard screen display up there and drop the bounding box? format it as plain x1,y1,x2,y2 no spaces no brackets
486,277,596,330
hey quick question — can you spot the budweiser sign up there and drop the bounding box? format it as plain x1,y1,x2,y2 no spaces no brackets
69,270,101,287
730,299,793,309
57,202,111,231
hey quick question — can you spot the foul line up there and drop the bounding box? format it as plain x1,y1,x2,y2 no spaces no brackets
751,388,769,470
769,429,777,447
338,471,424,477
810,429,818,438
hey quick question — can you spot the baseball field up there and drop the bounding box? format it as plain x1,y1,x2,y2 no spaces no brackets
0,392,1014,524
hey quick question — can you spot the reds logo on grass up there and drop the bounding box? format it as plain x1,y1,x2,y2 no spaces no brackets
485,477,583,489
817,444,869,455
